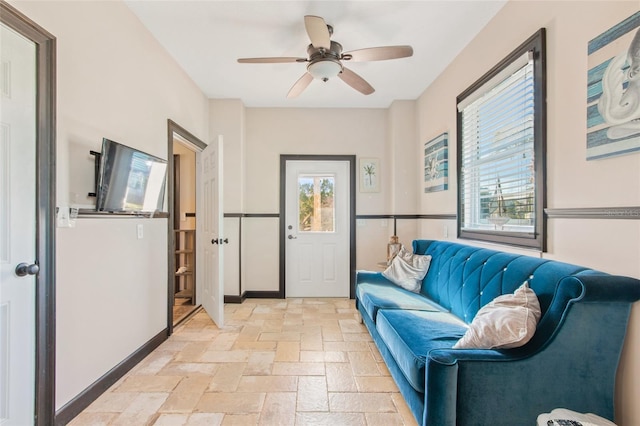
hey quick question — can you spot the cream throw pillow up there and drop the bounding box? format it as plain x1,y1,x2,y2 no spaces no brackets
382,246,432,293
453,281,541,349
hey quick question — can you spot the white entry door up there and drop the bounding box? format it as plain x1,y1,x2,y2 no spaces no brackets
0,23,37,424
197,136,224,326
285,160,350,298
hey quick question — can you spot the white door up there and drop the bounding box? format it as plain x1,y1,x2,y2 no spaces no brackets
0,23,37,424
285,160,350,298
197,136,224,326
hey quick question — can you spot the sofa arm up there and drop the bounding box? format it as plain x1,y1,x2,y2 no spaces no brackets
422,276,638,426
571,272,640,303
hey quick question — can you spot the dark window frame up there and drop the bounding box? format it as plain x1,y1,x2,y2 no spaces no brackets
456,28,547,251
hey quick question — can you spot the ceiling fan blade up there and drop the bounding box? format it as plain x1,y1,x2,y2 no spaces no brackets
287,73,314,98
304,15,331,50
339,67,375,95
342,45,413,62
238,57,306,64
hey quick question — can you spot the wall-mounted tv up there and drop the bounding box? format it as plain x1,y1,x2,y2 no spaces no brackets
96,138,168,213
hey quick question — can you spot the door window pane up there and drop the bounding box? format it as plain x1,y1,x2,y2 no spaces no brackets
298,175,334,232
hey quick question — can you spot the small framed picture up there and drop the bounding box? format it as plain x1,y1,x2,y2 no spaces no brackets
359,158,379,193
424,132,449,193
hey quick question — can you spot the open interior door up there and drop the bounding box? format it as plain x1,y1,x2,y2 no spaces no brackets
0,21,37,424
196,136,224,327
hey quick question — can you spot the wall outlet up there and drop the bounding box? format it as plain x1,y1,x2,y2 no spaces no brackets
137,224,144,239
443,224,448,238
57,206,70,228
357,219,366,227
380,219,388,227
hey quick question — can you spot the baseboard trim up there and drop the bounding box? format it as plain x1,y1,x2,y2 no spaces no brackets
224,292,247,304
244,290,283,299
54,329,168,425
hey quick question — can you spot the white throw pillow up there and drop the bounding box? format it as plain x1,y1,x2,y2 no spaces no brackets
453,281,541,349
382,246,432,293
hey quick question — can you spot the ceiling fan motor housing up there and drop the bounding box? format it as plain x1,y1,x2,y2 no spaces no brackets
307,41,344,81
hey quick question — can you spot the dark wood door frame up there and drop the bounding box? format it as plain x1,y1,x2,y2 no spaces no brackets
166,120,206,334
279,155,357,299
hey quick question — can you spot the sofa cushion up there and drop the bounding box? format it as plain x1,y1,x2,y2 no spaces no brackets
376,309,467,393
356,281,446,322
382,246,432,293
453,281,541,349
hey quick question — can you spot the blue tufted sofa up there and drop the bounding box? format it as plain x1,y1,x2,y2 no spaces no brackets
355,239,640,426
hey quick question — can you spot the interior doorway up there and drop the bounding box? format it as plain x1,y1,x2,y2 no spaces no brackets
172,141,197,325
166,120,206,332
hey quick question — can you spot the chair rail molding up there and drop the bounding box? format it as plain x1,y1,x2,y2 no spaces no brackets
545,206,640,220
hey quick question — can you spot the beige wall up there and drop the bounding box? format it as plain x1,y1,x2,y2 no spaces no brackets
210,99,245,213
415,1,640,424
216,106,417,290
173,142,196,230
387,100,419,214
244,108,389,212
242,107,405,285
8,0,209,409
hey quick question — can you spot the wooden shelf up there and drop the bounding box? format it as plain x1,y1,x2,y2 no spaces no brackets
175,230,195,303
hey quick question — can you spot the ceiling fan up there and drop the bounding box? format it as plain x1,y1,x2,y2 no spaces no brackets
237,15,413,98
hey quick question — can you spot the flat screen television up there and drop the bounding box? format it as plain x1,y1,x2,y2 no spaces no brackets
96,138,168,213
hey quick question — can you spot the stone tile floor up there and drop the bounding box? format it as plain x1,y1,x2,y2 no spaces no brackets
70,298,418,425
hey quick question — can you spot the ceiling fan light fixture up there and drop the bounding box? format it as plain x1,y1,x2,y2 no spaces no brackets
307,59,342,82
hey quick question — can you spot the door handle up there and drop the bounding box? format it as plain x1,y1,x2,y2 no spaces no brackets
211,238,229,245
287,235,297,240
15,262,39,277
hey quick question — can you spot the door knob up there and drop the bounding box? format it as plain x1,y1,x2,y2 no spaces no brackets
287,235,297,240
212,238,218,244
15,262,39,277
211,238,229,245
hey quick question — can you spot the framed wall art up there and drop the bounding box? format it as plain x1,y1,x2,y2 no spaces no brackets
424,132,449,193
359,158,379,193
587,11,640,160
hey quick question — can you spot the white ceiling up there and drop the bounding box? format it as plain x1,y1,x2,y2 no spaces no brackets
124,1,506,108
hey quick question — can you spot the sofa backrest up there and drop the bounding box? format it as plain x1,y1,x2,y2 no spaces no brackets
412,240,593,324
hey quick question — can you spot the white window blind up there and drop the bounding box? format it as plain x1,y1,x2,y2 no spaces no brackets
459,51,536,234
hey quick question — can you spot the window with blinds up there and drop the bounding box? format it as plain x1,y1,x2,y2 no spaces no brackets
456,29,546,250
